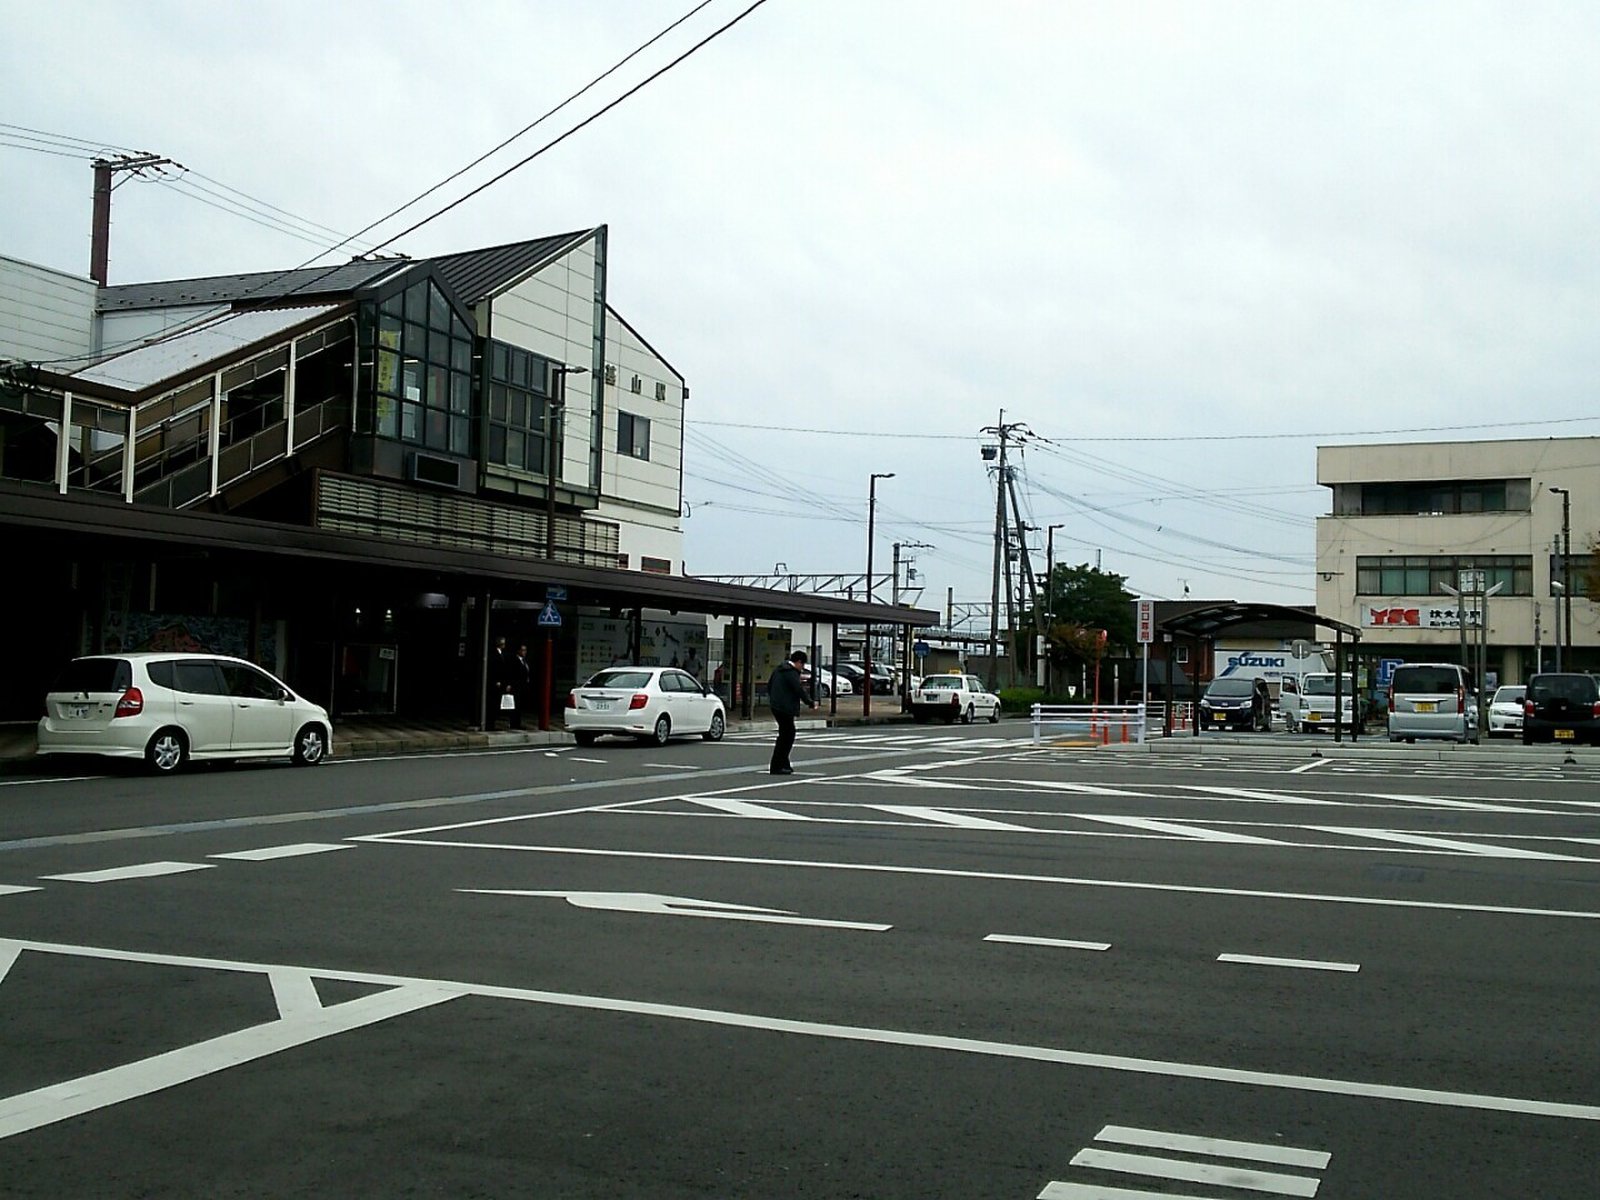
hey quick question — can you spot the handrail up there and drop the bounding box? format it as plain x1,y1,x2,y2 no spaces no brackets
1031,702,1147,746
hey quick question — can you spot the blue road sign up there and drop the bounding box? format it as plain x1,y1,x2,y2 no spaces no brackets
537,602,562,628
1377,658,1403,687
546,586,568,602
913,640,931,658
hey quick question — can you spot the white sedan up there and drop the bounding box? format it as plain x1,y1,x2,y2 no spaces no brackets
910,673,1002,724
564,666,726,746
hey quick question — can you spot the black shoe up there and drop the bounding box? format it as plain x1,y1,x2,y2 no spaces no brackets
770,767,794,775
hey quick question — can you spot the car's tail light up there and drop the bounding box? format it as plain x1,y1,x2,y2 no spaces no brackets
1592,700,1600,720
564,692,577,709
1387,686,1395,714
114,687,144,718
1524,699,1536,717
1454,686,1464,714
629,693,649,710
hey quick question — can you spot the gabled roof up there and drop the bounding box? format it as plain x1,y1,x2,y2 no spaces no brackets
430,230,595,306
97,259,409,312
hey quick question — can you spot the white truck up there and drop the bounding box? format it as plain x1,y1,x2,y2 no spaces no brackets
1280,672,1357,733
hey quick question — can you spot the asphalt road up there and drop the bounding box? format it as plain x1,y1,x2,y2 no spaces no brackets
2,726,1598,1198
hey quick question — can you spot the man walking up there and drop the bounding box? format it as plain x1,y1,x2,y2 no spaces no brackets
767,649,815,775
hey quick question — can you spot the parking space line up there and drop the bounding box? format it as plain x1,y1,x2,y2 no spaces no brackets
985,934,1111,952
1064,1148,1319,1197
41,862,215,884
1217,953,1360,973
1093,1124,1331,1168
209,844,352,862
0,885,41,898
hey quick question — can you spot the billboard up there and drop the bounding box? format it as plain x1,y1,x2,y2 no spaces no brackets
1362,604,1482,630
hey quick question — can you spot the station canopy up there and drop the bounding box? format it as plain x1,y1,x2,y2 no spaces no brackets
1158,602,1360,641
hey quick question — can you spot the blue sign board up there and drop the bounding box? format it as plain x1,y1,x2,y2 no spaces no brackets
1377,658,1403,687
913,640,931,658
546,586,568,602
537,602,563,628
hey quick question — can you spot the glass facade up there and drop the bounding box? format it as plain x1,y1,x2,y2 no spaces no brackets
485,342,556,476
358,275,474,457
1361,480,1514,515
1356,554,1532,596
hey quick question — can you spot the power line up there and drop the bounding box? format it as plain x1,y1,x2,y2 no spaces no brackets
0,139,95,161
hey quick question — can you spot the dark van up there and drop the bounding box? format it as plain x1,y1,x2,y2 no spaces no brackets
1521,673,1600,745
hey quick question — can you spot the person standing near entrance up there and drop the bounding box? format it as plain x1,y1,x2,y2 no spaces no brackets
508,643,532,730
486,636,512,730
767,649,815,775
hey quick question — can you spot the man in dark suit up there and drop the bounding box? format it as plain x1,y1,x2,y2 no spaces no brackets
767,650,815,774
486,636,511,730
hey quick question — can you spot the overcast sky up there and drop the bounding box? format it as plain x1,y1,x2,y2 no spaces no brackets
7,1,1599,618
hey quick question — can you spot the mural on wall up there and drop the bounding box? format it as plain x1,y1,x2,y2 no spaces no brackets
576,616,708,683
102,610,252,660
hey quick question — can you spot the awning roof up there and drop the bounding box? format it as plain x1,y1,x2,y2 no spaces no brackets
1158,601,1361,640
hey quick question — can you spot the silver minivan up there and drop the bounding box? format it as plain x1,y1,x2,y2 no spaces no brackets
1387,662,1473,743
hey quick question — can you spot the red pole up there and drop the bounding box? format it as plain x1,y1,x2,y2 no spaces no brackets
539,631,553,731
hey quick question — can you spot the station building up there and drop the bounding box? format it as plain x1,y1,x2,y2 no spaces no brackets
0,232,932,722
1315,437,1598,686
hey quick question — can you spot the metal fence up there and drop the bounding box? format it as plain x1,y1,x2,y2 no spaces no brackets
1030,703,1148,746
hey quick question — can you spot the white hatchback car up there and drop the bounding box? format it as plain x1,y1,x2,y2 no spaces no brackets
909,673,1002,724
564,666,727,746
37,652,333,774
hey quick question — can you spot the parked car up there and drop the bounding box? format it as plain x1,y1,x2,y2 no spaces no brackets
1199,676,1273,732
909,673,1001,723
1486,685,1527,739
800,666,853,698
36,652,332,774
834,662,894,695
1280,672,1357,734
1521,673,1600,745
1387,662,1474,743
564,666,726,746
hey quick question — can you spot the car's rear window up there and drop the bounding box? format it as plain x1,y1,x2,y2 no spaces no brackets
1392,666,1462,694
922,677,961,690
1301,676,1352,696
1491,686,1525,704
585,670,652,689
51,657,130,694
1528,675,1599,704
1206,678,1253,696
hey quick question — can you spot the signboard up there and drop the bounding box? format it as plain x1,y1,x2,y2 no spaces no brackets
1213,648,1327,685
1457,570,1486,595
537,602,562,628
913,640,931,659
576,616,708,682
1136,599,1155,645
1363,604,1482,630
1377,658,1403,687
546,585,568,602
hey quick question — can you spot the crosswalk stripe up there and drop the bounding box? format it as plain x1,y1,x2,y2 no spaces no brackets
873,805,1034,831
1309,827,1576,859
1179,786,1342,805
1093,1125,1331,1169
1075,815,1283,844
685,798,812,821
1040,1183,1220,1199
1066,1148,1320,1197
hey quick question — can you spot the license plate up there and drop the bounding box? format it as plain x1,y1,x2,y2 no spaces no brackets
589,699,614,710
67,704,89,719
1556,729,1576,740
1305,712,1320,722
1415,701,1436,713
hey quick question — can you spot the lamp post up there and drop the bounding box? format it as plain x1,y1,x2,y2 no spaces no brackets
863,472,895,718
545,365,589,563
1045,523,1064,693
1551,485,1572,671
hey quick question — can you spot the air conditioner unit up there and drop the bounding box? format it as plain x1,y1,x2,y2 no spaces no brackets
408,453,464,490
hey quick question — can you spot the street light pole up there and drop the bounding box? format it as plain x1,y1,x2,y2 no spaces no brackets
545,365,589,563
1045,523,1064,694
1551,486,1572,670
864,472,894,719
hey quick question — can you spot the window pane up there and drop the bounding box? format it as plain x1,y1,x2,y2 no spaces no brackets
450,374,470,415
488,425,506,462
376,349,401,396
451,312,469,340
378,313,402,350
428,283,451,330
404,283,426,324
426,406,447,448
376,395,398,439
429,330,449,366
526,433,546,471
381,293,404,319
402,358,424,403
510,393,527,428
404,322,428,359
427,365,448,409
1403,567,1429,593
490,384,508,422
401,402,421,442
451,338,471,373
451,416,471,455
507,431,524,470
492,342,510,381
1356,567,1379,594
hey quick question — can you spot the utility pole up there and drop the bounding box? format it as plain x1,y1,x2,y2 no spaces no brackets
980,412,1029,690
1004,469,1045,686
1045,523,1064,693
89,153,173,285
1551,486,1572,667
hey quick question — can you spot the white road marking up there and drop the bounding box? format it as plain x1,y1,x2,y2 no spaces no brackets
1309,827,1577,860
1065,1149,1319,1197
357,837,1600,921
645,763,701,771
872,804,1034,831
0,977,457,1140
985,934,1110,952
0,886,41,897
41,861,215,884
458,889,891,931
9,937,1599,1122
268,970,324,1018
0,942,18,986
687,797,815,820
1039,1184,1216,1199
0,775,97,788
1177,786,1339,805
1093,1124,1331,1169
209,843,353,862
1366,792,1535,813
1217,953,1360,973
1288,758,1331,774
569,757,608,765
1074,815,1283,844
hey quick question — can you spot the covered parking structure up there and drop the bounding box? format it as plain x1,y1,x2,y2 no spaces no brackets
1158,601,1365,743
0,481,939,728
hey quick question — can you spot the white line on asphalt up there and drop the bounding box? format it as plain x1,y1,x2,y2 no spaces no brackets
209,844,353,862
1176,785,1340,804
1039,1183,1214,1199
268,970,324,1018
1093,1124,1331,1168
0,885,41,897
1288,759,1331,774
41,861,215,884
0,775,97,788
684,797,815,820
1065,1149,1319,1197
0,942,18,986
8,936,1597,1124
872,804,1035,830
458,889,893,931
1308,827,1577,860
569,757,608,765
1217,953,1360,973
1366,792,1540,813
353,838,1600,921
985,934,1111,952
644,763,702,771
1073,815,1283,844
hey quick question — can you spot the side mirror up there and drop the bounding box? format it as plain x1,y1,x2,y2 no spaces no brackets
277,687,292,702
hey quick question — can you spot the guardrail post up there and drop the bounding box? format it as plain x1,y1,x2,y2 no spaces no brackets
1031,702,1041,746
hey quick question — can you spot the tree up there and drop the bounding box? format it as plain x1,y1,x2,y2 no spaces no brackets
1026,563,1137,681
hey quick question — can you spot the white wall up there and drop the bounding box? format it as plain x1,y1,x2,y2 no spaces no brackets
0,255,96,362
597,307,684,571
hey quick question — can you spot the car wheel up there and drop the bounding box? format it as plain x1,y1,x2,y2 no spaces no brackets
988,705,1000,724
1287,718,1299,734
574,731,598,746
145,728,188,775
702,711,725,742
651,714,671,746
962,705,975,725
291,723,327,766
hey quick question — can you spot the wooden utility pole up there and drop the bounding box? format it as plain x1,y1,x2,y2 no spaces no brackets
89,153,172,285
981,413,1029,690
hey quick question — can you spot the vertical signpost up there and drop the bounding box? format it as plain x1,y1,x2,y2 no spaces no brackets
537,597,563,732
1136,599,1154,740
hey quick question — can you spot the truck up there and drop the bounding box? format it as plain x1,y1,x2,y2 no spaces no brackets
1279,672,1358,733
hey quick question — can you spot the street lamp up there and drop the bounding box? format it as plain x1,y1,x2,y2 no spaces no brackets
1551,486,1572,671
545,365,589,562
864,472,895,718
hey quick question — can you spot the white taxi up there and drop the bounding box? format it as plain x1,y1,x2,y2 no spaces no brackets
910,673,1002,724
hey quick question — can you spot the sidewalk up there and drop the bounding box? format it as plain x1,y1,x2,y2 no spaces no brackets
0,696,914,772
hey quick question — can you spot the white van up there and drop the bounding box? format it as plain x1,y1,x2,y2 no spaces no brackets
1280,673,1356,733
